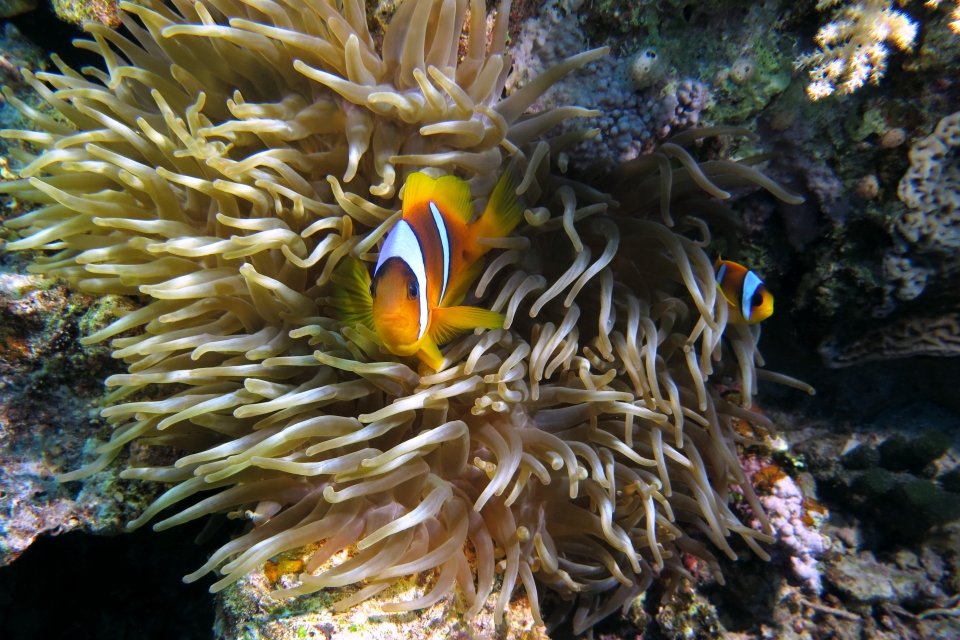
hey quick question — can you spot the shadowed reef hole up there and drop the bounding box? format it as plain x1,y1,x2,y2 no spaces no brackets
0,521,217,640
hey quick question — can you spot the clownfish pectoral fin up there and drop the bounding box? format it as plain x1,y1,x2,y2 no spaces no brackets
429,305,505,346
327,257,375,331
471,165,525,240
417,335,445,371
441,256,486,308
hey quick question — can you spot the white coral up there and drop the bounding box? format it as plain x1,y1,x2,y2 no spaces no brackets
796,0,919,100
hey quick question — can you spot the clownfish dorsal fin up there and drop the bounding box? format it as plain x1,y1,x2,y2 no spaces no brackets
471,166,525,240
429,305,504,346
327,257,374,331
402,172,473,224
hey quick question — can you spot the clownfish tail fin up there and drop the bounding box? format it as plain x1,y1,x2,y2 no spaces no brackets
326,257,374,330
474,163,525,239
429,305,504,346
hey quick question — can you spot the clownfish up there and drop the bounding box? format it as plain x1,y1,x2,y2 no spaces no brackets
714,258,774,325
330,170,524,370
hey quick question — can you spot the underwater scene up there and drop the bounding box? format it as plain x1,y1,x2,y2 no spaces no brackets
0,0,959,638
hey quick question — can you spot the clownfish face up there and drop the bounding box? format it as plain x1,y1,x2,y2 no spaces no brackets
371,258,424,356
740,271,774,324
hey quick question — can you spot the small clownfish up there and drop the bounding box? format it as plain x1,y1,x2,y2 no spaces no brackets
714,258,774,325
330,169,524,370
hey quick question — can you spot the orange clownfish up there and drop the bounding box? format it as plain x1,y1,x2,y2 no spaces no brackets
330,170,524,370
714,258,774,325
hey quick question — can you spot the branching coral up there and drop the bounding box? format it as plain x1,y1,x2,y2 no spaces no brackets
796,0,918,100
1,0,805,632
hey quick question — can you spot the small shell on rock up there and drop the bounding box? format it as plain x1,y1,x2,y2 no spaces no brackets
730,58,756,85
770,109,798,131
616,47,665,92
855,174,880,200
880,128,906,148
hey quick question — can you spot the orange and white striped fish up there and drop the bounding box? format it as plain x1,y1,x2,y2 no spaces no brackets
330,170,524,369
714,258,774,325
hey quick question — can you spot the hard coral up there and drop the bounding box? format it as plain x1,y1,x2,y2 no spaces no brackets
1,0,803,632
820,314,960,366
505,0,715,169
897,110,960,254
796,0,918,100
741,455,830,592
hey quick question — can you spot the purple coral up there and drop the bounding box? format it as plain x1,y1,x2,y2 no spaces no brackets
671,79,711,130
763,474,830,592
741,455,830,592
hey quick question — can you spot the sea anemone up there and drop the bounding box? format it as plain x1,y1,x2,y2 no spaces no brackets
0,0,808,633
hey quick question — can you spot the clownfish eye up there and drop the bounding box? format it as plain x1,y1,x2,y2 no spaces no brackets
751,290,763,307
407,281,419,299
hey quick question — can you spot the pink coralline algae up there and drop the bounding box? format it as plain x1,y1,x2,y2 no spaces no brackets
742,455,831,592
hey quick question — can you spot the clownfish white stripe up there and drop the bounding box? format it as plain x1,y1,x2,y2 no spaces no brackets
715,263,727,285
429,201,450,305
375,219,429,339
741,270,763,323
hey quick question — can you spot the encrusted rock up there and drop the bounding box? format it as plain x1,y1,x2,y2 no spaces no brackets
215,561,546,640
0,256,159,565
824,551,932,603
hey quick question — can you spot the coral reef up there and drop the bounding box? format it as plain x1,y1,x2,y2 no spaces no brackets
927,0,960,33
506,0,797,170
1,0,958,637
0,23,47,104
797,402,960,540
0,0,811,634
615,46,664,92
687,404,960,638
0,250,160,566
